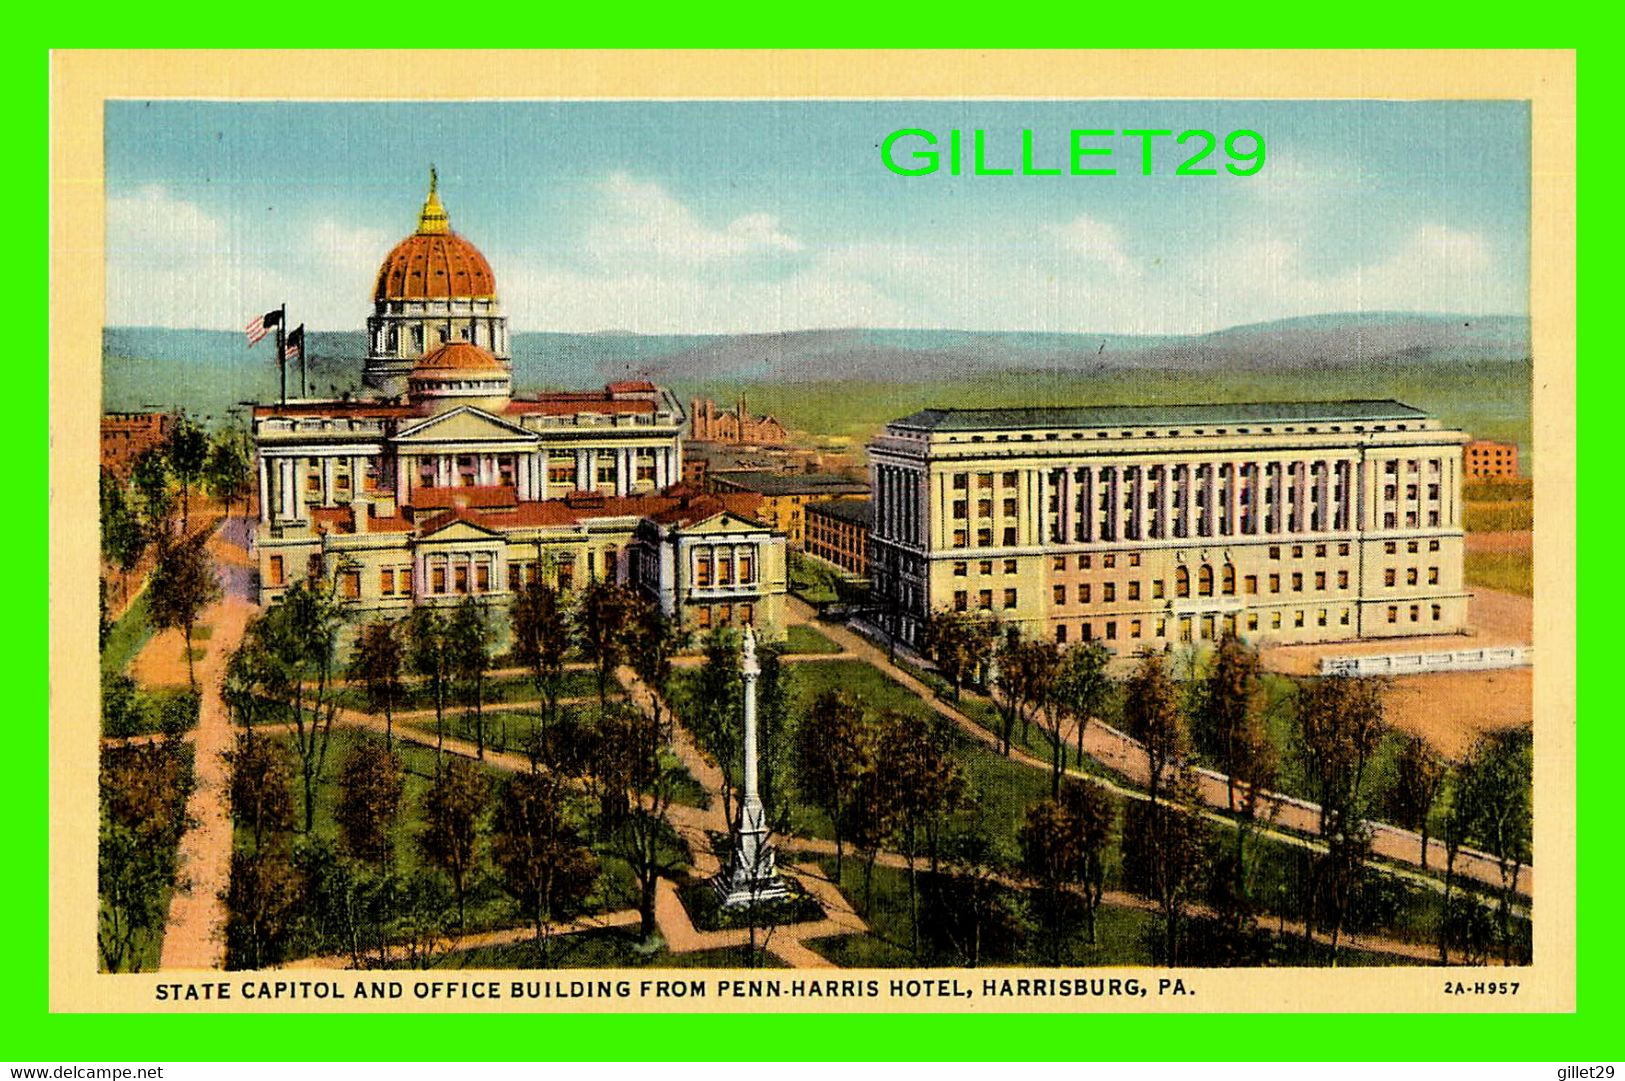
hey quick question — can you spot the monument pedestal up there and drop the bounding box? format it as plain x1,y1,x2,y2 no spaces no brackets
713,796,789,907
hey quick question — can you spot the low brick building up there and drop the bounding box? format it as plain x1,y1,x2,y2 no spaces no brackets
804,497,871,578
1464,439,1520,480
101,412,173,480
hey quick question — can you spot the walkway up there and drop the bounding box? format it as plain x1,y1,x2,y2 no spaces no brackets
158,516,258,970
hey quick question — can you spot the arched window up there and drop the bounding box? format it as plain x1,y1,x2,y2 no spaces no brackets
1176,565,1190,598
1221,562,1236,596
1198,564,1214,597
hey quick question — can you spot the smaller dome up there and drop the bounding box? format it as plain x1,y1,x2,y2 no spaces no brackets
412,341,507,375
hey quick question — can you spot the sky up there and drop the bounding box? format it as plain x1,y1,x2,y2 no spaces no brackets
104,99,1530,336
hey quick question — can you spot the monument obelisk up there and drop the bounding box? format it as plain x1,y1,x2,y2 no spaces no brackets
716,626,788,907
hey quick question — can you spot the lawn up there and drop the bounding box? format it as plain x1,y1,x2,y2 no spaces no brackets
1465,550,1533,595
784,623,842,655
1464,502,1533,532
101,590,154,678
331,671,603,714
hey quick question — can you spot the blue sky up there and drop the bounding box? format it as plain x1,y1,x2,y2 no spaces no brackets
105,99,1530,335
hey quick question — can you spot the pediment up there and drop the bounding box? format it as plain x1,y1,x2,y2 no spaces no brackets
394,406,538,444
683,511,769,535
418,518,505,543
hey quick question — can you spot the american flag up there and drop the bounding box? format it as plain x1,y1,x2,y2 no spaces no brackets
245,307,282,347
284,324,305,363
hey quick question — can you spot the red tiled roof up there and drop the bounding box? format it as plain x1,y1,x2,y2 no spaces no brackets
502,398,655,416
607,380,657,393
409,485,518,510
253,401,421,419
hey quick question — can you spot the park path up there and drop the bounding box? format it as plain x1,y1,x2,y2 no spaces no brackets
158,515,257,970
787,599,1530,899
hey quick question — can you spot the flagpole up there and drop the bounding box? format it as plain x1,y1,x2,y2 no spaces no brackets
300,323,308,398
277,303,287,405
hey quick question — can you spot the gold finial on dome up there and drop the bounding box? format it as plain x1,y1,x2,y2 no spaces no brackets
417,165,450,235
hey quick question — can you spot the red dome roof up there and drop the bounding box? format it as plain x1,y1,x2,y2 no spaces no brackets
374,231,496,302
411,341,507,374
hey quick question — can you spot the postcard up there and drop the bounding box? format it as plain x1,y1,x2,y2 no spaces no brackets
50,49,1576,1013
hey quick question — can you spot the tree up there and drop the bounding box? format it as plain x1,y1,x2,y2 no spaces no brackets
683,628,743,831
335,741,405,867
921,609,995,702
406,606,454,764
1122,649,1187,807
419,756,490,929
348,619,405,749
449,595,492,759
1194,631,1264,813
225,846,303,970
99,741,193,972
510,579,572,768
1021,640,1070,797
573,578,636,708
793,689,871,880
259,577,348,832
755,638,794,817
1456,727,1533,964
147,534,221,691
923,823,1023,968
225,730,296,855
491,770,599,964
1292,675,1385,961
204,429,254,521
991,630,1045,756
223,614,285,734
130,446,175,546
597,701,686,943
1388,734,1447,869
882,708,964,958
1120,775,1209,965
1055,641,1113,774
100,471,147,605
165,413,210,536
1021,780,1115,962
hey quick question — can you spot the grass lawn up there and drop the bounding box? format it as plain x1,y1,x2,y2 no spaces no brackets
1463,479,1533,502
784,623,842,655
1465,550,1533,595
101,590,154,678
332,671,603,714
1464,502,1533,532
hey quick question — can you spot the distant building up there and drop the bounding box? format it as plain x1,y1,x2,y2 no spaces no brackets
689,394,792,446
1464,439,1520,480
867,399,1469,648
707,470,870,549
101,412,173,481
804,498,872,578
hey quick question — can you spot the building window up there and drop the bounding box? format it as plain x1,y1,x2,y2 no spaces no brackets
1429,540,1441,552
1269,546,1281,560
1247,613,1259,631
400,568,413,594
740,553,755,583
1153,579,1165,599
1130,619,1142,638
1002,471,1019,488
1080,584,1091,603
954,562,968,576
1198,565,1214,597
1407,568,1419,586
1295,610,1305,628
1269,573,1280,593
1432,603,1442,621
1384,568,1397,587
1291,572,1303,593
1052,555,1067,571
954,590,968,612
978,499,993,518
977,528,993,547
952,530,968,548
1079,555,1092,569
1128,580,1141,601
1292,545,1304,558
1105,621,1117,641
1317,608,1328,627
1271,612,1282,629
1155,618,1167,637
381,568,395,595
432,565,447,594
508,565,521,592
1176,566,1190,598
1338,570,1350,589
979,589,994,610
1407,540,1420,554
1004,588,1018,609
1314,544,1327,558
1428,566,1439,585
1410,604,1421,622
454,565,469,594
1339,542,1350,556
1003,559,1018,574
697,555,712,587
697,606,712,629
476,563,491,592
1053,585,1067,605
1103,554,1117,569
740,603,754,626
1314,571,1326,590
268,555,284,586
953,499,968,518
1103,582,1116,603
1221,564,1236,596
1244,574,1257,595
1387,605,1399,623
979,560,994,575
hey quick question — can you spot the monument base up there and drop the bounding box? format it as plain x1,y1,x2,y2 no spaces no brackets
711,868,791,908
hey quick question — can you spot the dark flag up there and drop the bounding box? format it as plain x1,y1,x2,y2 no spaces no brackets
245,307,284,347
283,324,305,364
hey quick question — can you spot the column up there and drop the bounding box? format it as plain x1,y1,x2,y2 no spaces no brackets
1227,461,1240,537
1035,468,1049,546
1203,461,1217,537
1272,461,1285,534
575,449,589,491
1129,465,1143,540
257,454,270,524
1180,463,1194,540
291,457,306,522
1156,463,1171,540
1105,467,1119,542
517,453,532,500
321,456,336,507
1294,458,1309,534
1318,459,1332,532
352,455,366,498
586,449,599,492
1059,469,1074,543
395,455,409,499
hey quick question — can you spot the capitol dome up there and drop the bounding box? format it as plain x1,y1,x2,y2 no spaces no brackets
363,169,510,397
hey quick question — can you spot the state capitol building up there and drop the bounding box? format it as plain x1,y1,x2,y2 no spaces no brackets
251,176,788,638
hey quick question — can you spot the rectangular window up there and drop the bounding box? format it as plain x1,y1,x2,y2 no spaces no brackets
1103,582,1116,602
268,555,284,586
381,568,395,595
1432,603,1442,621
1387,605,1399,623
1295,610,1305,628
1052,555,1067,571
1003,498,1017,517
1314,543,1327,558
1339,542,1350,556
1056,624,1068,644
400,568,412,594
340,570,360,599
1002,527,1017,545
454,565,469,594
1407,540,1420,553
977,528,993,546
1128,581,1140,601
1269,573,1280,593
1269,546,1280,560
507,565,521,592
954,562,968,576
1314,571,1326,590
1407,568,1419,586
1003,471,1019,488
954,590,968,612
1428,566,1439,585
476,564,490,592
718,557,733,585
1004,588,1018,609
953,530,968,548
1384,568,1397,586
740,554,754,583
979,560,994,575
1003,559,1018,574
1317,608,1328,627
1103,554,1117,569
1291,572,1303,592
1410,604,1421,622
740,603,754,626
1429,540,1441,552
1130,619,1142,638
1155,618,1167,637
697,606,712,629
697,555,712,587
1053,585,1066,605
979,589,994,610
1080,583,1092,603
1271,612,1282,629
1079,554,1092,569
1244,574,1258,595
978,499,993,518
1153,579,1164,599
1247,613,1259,631
718,603,733,625
432,565,447,594
952,474,969,490
953,500,968,518
1338,570,1350,589
1105,621,1117,641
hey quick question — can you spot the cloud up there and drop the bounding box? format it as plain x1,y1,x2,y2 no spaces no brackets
580,173,803,269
